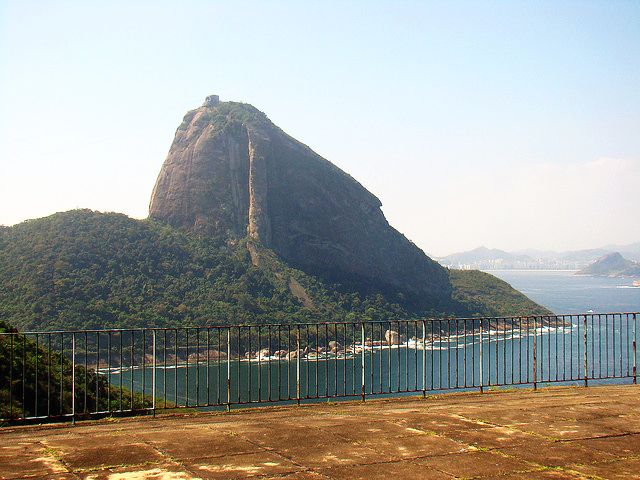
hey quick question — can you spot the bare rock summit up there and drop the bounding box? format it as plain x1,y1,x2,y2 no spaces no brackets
149,96,451,308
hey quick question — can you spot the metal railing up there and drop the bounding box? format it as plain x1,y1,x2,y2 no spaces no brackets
1,312,638,423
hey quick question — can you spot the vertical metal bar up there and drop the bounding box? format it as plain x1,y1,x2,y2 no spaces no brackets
570,314,574,380
258,326,262,402
296,326,301,405
633,313,637,384
142,330,146,408
406,322,410,391
399,322,402,391
430,320,435,390
422,320,427,397
72,333,76,423
48,334,51,417
325,324,329,399
35,334,39,418
83,331,87,413
511,319,514,385
60,333,64,415
471,320,475,387
525,317,530,384
388,322,392,393
268,325,272,401
598,315,602,379
163,329,167,409
371,323,376,396
455,319,459,388
361,322,366,401
533,316,538,390
130,331,134,410
606,314,610,378
226,328,231,411
217,328,221,405
563,315,567,381
9,334,13,418
486,319,490,386
495,318,499,385
22,335,26,416
237,327,241,404
378,323,383,394
304,324,310,399
196,327,200,406
296,325,302,405
207,328,211,406
248,326,252,403
547,316,551,382
463,319,468,388
619,314,624,378
174,329,178,406
185,329,189,407
119,332,123,411
152,330,156,413
502,318,507,385
552,315,555,382
626,313,631,378
95,333,99,414
583,314,588,386
590,315,595,380
519,317,523,384
333,323,342,397
479,319,484,393
278,326,282,401
107,332,111,411
613,313,617,377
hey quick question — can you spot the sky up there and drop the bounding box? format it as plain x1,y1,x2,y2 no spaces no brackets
1,1,639,257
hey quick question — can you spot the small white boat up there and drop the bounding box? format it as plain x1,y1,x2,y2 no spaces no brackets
633,280,640,287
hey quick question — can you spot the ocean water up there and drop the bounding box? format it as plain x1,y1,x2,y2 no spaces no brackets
110,271,640,408
488,270,640,314
114,318,638,409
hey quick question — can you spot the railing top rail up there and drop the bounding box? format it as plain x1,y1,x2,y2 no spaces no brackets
1,312,638,335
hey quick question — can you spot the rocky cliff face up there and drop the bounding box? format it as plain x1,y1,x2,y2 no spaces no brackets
149,96,452,308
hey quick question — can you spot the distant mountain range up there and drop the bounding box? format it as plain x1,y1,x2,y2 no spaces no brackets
437,243,640,270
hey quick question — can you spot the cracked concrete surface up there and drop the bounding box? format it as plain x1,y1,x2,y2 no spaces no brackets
1,385,639,479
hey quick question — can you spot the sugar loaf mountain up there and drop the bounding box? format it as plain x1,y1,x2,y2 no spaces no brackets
0,96,548,332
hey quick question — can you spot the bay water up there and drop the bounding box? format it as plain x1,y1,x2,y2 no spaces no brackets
114,271,640,407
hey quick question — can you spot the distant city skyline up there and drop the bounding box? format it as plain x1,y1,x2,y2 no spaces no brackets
1,1,638,257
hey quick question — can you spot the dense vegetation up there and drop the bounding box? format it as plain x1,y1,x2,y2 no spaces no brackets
0,210,549,333
449,269,549,317
0,320,151,420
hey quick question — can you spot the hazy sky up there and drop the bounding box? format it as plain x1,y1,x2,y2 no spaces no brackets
1,1,639,257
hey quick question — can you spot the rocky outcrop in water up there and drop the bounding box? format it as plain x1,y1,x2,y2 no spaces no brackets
576,252,640,277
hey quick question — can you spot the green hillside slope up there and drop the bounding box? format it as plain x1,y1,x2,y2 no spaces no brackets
0,210,549,332
449,269,550,317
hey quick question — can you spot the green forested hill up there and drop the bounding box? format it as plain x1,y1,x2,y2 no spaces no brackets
449,269,550,317
0,210,549,332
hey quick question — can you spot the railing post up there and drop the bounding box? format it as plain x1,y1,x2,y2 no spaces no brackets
361,322,366,402
152,330,156,416
71,333,76,424
583,314,588,387
226,328,231,412
296,326,301,405
479,319,484,393
422,320,427,398
533,316,537,391
633,313,637,384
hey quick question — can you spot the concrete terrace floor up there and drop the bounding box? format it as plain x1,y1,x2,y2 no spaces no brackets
1,385,640,480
